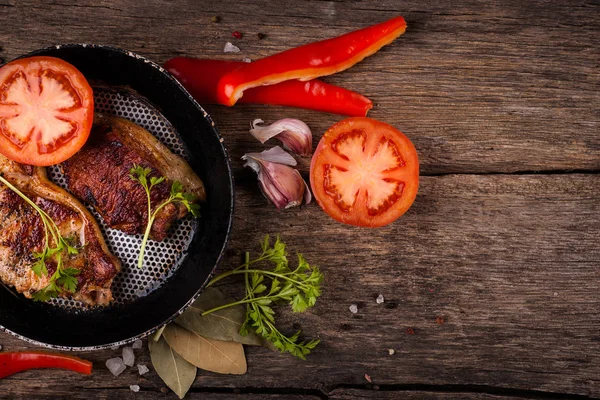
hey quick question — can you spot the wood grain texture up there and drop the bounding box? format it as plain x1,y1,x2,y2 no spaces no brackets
0,0,598,174
329,389,528,400
2,174,600,398
1,0,599,399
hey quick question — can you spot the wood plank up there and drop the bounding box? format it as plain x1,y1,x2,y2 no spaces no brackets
1,173,599,397
0,0,598,174
205,173,600,397
3,378,321,400
330,389,527,400
1,0,599,399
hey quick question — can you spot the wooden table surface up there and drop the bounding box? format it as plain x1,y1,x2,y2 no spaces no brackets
1,0,599,399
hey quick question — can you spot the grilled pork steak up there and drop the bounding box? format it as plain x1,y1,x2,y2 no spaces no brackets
0,155,121,306
62,114,205,241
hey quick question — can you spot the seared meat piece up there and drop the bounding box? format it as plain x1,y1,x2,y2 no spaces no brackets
0,155,121,306
62,114,205,241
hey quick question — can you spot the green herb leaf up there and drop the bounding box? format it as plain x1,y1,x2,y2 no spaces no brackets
170,181,184,196
56,268,80,294
149,176,166,187
291,293,309,313
0,175,82,301
253,284,267,294
203,235,324,359
187,203,201,217
31,257,48,277
129,165,151,188
174,287,268,347
31,285,56,302
129,167,200,269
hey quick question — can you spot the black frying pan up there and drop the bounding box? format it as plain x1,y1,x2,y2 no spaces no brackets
0,44,234,350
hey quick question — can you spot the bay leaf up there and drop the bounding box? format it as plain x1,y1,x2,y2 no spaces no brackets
175,287,266,347
152,325,166,342
163,323,247,375
148,335,196,399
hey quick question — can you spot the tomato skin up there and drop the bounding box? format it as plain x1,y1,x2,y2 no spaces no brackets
0,56,94,166
310,117,419,227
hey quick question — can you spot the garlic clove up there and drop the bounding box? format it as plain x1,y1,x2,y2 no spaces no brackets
302,177,312,205
259,165,305,209
242,147,310,209
243,146,297,167
250,118,312,156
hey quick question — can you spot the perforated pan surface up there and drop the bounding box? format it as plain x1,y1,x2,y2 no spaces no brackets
47,87,198,309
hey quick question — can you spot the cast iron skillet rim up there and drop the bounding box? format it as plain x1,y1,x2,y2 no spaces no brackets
0,44,235,351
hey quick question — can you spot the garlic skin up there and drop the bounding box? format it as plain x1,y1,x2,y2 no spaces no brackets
242,146,311,209
250,119,313,156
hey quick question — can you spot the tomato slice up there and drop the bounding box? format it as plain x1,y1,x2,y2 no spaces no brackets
0,56,93,166
310,117,419,227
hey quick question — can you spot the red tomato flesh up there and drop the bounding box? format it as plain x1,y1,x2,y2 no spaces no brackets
310,117,419,227
0,56,94,166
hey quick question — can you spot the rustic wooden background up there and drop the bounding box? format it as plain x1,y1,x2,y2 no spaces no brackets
1,0,599,399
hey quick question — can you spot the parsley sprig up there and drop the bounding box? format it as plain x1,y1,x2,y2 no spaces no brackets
204,236,323,359
129,165,200,269
0,175,80,301
31,260,81,302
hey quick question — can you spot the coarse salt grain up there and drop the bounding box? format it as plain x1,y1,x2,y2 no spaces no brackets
106,357,126,376
123,347,135,367
349,304,358,314
130,385,140,393
388,349,395,355
224,42,240,53
242,57,252,63
137,364,150,376
376,294,384,304
132,339,143,349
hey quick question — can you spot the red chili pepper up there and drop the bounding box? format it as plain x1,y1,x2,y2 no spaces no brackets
164,58,373,116
0,351,93,378
216,16,406,106
242,79,372,116
165,59,240,103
